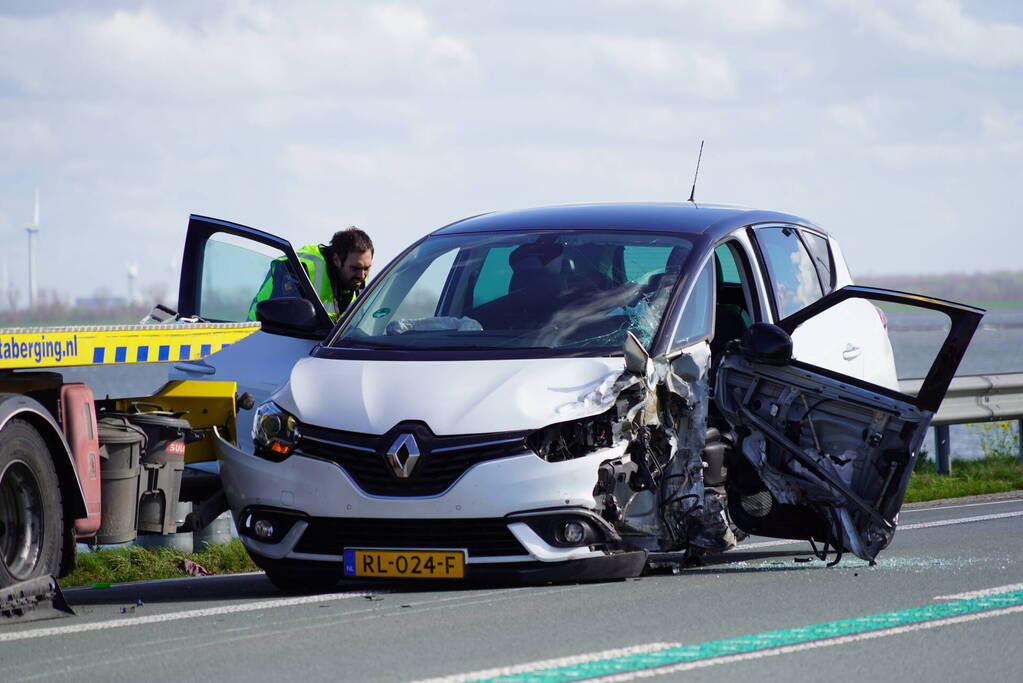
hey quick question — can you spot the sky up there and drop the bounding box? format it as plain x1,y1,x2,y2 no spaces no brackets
1,0,1021,307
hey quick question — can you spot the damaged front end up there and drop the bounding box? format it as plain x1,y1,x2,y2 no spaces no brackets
526,332,739,564
523,286,982,569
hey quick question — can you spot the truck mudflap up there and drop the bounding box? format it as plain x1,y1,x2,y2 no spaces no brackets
1,575,75,624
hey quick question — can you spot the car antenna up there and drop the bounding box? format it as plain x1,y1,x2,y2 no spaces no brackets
687,140,704,203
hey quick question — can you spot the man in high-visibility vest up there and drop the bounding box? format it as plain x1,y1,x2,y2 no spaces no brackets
248,227,374,322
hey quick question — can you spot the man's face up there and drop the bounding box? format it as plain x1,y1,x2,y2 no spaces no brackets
334,249,373,290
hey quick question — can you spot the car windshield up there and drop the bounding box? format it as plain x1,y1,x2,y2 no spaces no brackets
330,230,694,352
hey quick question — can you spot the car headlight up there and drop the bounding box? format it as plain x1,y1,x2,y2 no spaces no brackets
526,408,617,462
252,401,301,461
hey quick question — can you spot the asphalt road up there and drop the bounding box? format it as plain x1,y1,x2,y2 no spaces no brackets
2,495,1022,682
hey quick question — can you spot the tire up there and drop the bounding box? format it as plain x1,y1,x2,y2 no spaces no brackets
0,419,65,588
266,572,339,594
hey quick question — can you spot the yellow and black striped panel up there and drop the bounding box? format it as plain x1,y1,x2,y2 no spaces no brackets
0,323,260,370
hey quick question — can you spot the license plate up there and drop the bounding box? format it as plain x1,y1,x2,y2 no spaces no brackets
343,549,465,579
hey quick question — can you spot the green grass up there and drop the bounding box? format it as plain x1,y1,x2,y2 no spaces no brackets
906,454,1023,502
62,538,258,587
906,421,1023,503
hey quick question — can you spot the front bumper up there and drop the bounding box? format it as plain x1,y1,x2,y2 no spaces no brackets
215,429,642,578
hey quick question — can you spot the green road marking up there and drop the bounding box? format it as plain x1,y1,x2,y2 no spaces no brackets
482,589,1023,682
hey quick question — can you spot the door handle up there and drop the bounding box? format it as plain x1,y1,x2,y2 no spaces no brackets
173,360,216,375
842,344,861,361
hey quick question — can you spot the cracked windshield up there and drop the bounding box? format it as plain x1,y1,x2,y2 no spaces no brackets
333,231,694,351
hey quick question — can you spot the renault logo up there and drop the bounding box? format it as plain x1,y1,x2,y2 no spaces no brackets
385,433,421,478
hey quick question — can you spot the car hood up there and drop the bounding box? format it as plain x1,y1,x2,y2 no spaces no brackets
273,356,627,435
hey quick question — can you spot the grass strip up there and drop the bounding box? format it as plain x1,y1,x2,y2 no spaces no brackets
61,538,258,587
906,453,1023,503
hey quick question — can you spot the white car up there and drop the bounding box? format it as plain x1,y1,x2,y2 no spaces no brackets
174,204,982,589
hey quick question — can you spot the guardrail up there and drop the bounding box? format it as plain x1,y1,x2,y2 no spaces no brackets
899,373,1023,474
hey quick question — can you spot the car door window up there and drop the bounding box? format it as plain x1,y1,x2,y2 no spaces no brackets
178,215,332,334
672,261,713,348
199,233,294,321
709,242,756,355
756,226,824,319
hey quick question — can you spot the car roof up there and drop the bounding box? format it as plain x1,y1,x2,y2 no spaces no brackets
431,202,826,242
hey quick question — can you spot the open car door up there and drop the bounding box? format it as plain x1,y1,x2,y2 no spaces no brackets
715,286,983,563
175,215,335,448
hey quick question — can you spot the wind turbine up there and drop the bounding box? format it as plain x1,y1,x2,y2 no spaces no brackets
25,188,40,310
127,262,138,302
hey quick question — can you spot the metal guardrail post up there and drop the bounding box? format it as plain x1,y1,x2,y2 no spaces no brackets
934,425,951,475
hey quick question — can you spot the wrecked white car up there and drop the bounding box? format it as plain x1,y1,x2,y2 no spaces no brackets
176,205,982,589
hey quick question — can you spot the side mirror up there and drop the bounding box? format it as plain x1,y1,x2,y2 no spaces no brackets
256,298,324,337
740,322,793,366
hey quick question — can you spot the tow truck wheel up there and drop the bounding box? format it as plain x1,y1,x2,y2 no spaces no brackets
0,419,65,588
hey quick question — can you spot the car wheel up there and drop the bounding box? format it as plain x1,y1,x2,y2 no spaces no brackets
265,572,339,594
0,419,65,588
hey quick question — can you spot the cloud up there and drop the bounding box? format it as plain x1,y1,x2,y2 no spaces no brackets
714,0,811,33
837,0,1023,68
593,36,737,98
0,0,1021,305
826,100,884,138
0,2,478,100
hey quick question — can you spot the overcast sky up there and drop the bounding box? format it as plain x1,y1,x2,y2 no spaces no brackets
1,0,1021,306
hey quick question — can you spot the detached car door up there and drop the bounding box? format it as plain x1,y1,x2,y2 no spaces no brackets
715,285,983,563
174,215,335,448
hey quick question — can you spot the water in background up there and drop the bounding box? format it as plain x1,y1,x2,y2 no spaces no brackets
888,307,1023,378
887,307,1023,461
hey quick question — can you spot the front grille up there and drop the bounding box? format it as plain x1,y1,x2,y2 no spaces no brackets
294,517,527,557
295,421,531,496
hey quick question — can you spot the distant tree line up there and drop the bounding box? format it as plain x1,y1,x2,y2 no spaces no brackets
0,285,168,327
857,270,1023,306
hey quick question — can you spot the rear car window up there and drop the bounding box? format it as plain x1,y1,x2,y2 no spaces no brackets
801,230,834,294
755,226,824,319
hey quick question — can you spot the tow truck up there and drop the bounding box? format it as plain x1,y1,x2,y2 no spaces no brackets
0,319,261,619
1,213,345,623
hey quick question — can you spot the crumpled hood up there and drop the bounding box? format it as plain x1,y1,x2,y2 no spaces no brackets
272,356,627,435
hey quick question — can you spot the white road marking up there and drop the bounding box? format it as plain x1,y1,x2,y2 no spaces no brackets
411,643,682,683
903,498,1023,513
582,606,1023,682
0,590,375,643
425,604,1023,683
935,583,1023,601
736,509,1023,551
899,510,1023,530
736,539,804,550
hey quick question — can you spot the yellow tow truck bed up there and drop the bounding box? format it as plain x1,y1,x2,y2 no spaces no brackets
0,322,260,371
1,321,261,463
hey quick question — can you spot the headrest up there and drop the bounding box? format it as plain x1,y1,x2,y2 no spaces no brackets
509,241,563,270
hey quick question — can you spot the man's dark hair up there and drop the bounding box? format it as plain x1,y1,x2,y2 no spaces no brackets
330,227,374,262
